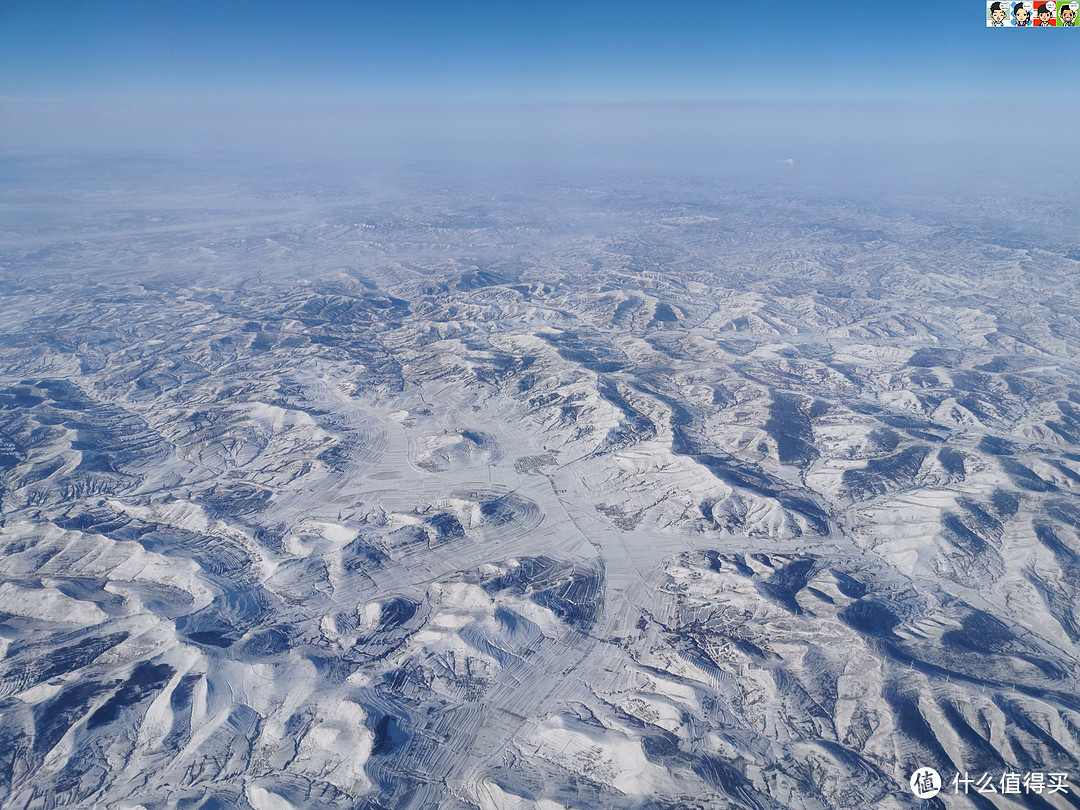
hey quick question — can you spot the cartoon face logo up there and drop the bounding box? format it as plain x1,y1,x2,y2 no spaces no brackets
1061,3,1077,22
990,1,1009,21
1014,1,1032,22
1036,2,1054,21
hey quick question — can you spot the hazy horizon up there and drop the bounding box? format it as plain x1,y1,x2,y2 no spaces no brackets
4,1,1078,172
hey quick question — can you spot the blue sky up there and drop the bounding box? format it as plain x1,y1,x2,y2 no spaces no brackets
2,0,1076,103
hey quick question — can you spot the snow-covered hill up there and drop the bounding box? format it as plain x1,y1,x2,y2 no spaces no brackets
1,156,1078,809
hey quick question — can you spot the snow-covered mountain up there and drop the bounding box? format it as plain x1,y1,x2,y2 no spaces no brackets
1,156,1078,809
